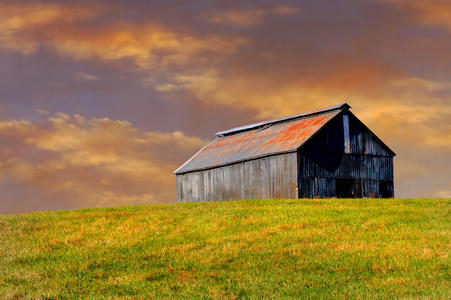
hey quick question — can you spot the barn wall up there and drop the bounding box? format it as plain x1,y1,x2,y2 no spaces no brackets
298,111,394,198
176,152,297,202
298,153,394,198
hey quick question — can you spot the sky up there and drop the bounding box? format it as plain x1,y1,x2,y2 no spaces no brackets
1,0,450,214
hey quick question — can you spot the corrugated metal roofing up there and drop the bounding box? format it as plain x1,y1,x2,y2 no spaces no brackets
175,103,349,174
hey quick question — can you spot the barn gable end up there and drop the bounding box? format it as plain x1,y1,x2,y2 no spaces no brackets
298,110,395,198
175,103,395,202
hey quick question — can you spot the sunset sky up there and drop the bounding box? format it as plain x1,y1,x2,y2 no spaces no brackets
1,0,450,214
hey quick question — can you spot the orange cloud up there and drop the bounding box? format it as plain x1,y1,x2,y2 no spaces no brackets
0,3,96,54
0,2,250,70
173,58,402,119
378,0,451,30
0,114,208,214
51,24,249,70
202,6,300,27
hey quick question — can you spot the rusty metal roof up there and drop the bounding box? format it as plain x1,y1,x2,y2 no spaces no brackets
174,103,349,174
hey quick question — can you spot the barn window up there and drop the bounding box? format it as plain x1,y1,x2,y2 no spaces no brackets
343,115,351,153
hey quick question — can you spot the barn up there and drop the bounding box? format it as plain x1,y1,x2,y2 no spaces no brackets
174,103,395,201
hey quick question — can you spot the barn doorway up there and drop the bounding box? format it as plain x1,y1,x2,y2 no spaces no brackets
379,181,390,198
336,179,363,198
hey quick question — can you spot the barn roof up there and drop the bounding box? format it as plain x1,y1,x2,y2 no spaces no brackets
174,103,351,174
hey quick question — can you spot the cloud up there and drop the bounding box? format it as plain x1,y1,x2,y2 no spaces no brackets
0,113,208,214
0,2,250,70
50,24,249,70
155,83,179,92
173,55,403,119
75,72,98,81
0,3,96,54
378,0,451,30
357,78,451,148
201,6,300,27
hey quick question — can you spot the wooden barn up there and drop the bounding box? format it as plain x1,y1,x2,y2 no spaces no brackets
174,103,395,201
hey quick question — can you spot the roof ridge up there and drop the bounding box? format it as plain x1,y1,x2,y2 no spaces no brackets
215,103,350,137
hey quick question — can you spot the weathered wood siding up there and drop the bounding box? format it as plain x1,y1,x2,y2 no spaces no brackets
298,112,394,198
176,152,297,202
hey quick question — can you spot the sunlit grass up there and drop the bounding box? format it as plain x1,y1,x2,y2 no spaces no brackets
1,198,450,299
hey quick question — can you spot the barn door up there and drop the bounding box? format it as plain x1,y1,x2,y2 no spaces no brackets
306,177,335,198
379,181,390,198
336,179,363,198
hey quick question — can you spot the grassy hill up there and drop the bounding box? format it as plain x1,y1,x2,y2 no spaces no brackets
1,198,450,299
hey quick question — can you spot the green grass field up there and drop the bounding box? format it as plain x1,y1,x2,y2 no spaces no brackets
1,198,450,299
